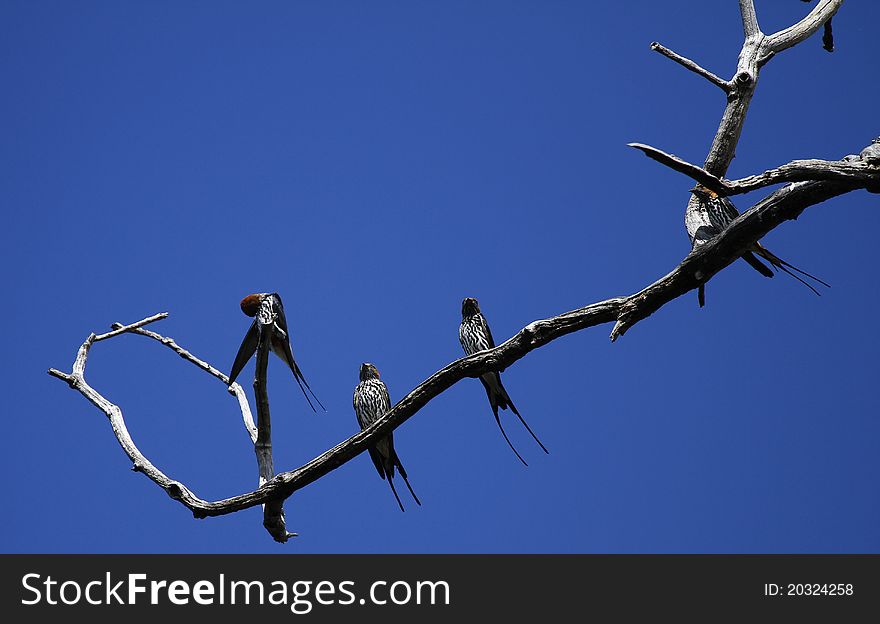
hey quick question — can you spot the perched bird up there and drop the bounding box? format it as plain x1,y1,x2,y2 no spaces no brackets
228,292,324,412
686,185,829,307
459,297,548,466
353,363,421,512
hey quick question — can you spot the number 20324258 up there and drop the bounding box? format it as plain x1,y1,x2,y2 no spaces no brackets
764,583,853,597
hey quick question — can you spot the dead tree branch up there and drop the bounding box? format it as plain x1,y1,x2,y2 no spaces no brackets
48,315,260,522
629,142,879,195
253,320,294,542
48,315,208,507
47,159,877,524
649,42,732,93
739,0,760,38
764,0,841,58
47,1,870,540
628,143,731,193
110,323,259,442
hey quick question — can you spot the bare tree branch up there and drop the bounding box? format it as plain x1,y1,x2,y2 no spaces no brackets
628,143,731,193
48,314,261,519
47,166,876,525
48,315,205,509
610,179,854,340
109,323,258,442
649,42,731,93
253,322,294,542
656,0,846,313
728,159,876,194
739,0,761,38
112,312,289,540
702,44,759,178
47,2,869,541
703,1,841,178
629,142,880,196
765,0,842,56
95,313,168,341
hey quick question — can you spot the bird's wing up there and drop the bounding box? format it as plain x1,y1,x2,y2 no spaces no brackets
228,321,258,385
355,384,391,480
481,314,496,349
379,381,393,414
719,196,741,221
271,296,325,411
691,224,721,246
271,292,290,334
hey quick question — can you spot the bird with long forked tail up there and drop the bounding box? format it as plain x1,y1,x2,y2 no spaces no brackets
353,363,421,512
228,292,324,412
459,297,549,466
686,185,829,307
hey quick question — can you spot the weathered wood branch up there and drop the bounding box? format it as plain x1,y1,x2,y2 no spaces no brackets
739,0,760,38
47,167,874,525
110,323,259,442
656,0,844,307
47,315,263,519
47,2,866,541
765,0,841,57
610,179,854,340
628,143,730,193
253,322,294,542
48,316,207,509
726,158,876,194
649,42,731,93
700,0,842,178
96,313,168,341
628,142,880,196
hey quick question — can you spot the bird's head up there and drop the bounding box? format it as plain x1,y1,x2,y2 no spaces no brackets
461,297,480,318
240,293,267,317
359,362,381,381
689,184,718,201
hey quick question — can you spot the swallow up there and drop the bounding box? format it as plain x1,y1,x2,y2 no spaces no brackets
459,297,548,466
687,185,829,307
228,292,324,412
353,363,421,512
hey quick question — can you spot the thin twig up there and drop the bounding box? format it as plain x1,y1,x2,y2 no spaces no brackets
95,313,168,341
111,323,257,442
649,42,731,93
48,313,261,519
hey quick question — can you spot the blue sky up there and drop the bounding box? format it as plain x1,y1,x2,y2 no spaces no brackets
2,1,878,553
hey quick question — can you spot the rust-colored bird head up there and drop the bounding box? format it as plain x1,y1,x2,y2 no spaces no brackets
690,184,719,201
359,362,381,381
240,293,266,317
461,297,480,317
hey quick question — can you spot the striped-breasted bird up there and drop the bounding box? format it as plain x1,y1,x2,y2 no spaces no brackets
686,185,829,307
459,297,548,466
228,292,324,412
353,363,421,512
